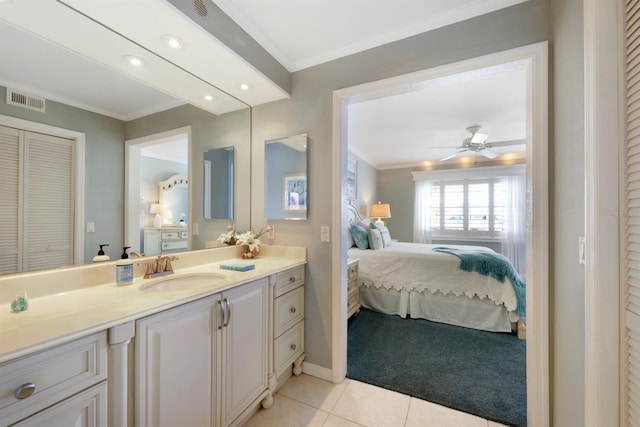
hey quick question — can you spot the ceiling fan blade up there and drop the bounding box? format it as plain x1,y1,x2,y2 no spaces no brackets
487,139,526,147
479,148,500,159
440,149,467,161
471,132,489,144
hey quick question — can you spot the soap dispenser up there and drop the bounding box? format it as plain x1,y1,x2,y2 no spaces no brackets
93,244,110,262
121,246,131,259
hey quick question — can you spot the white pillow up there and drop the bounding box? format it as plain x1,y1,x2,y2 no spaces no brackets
368,228,384,250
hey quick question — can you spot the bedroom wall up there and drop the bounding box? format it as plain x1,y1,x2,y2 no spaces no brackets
348,153,378,217
377,167,502,251
249,0,590,423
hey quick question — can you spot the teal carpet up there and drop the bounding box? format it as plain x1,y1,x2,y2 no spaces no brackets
347,309,526,427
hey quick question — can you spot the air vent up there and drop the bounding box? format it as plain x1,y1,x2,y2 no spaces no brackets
6,88,46,113
193,0,207,17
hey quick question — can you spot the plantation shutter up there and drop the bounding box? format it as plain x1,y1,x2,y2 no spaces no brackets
625,0,640,424
0,126,21,273
23,131,74,271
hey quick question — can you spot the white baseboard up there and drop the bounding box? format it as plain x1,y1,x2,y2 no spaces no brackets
302,362,334,382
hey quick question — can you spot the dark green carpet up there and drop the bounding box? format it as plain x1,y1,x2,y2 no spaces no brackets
347,309,526,427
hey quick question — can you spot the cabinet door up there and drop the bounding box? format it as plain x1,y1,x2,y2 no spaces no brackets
135,295,219,427
221,279,269,426
13,382,106,427
143,229,161,256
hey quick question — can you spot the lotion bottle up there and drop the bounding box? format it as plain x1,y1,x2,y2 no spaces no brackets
92,244,110,262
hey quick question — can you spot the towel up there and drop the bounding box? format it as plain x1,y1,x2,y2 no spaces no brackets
433,247,526,318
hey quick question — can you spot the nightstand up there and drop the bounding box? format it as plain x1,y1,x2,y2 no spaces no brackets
347,258,360,318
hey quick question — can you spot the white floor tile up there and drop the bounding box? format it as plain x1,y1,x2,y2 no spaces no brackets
405,398,488,427
330,380,411,427
278,373,349,412
487,421,509,427
242,394,329,427
322,414,365,427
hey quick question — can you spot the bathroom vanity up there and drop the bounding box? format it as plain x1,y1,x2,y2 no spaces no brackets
0,245,305,427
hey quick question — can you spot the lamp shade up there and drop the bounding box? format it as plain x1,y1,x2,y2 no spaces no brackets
370,202,391,219
150,203,163,228
150,203,163,214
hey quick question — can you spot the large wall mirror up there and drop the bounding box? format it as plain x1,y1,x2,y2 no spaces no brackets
204,146,235,220
0,5,251,274
265,134,308,220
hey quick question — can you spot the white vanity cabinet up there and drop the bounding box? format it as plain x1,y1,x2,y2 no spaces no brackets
0,332,107,426
143,228,188,255
135,278,269,427
272,265,305,379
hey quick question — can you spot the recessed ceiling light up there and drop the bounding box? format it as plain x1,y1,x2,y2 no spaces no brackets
240,83,250,91
162,35,185,50
123,55,144,67
204,95,215,101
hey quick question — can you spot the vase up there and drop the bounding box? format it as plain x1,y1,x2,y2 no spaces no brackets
242,248,255,259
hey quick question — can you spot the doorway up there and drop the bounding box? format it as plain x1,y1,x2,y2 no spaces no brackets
125,126,191,253
331,42,549,425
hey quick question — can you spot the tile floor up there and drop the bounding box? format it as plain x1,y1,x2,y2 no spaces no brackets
243,374,508,427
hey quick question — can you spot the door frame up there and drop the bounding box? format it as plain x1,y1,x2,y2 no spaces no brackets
124,126,192,252
583,0,622,425
331,41,549,426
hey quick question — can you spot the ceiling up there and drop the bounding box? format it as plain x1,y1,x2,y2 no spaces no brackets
0,0,527,167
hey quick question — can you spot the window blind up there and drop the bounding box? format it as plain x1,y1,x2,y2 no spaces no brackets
0,126,21,273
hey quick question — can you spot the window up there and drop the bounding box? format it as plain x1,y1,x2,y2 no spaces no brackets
429,178,504,238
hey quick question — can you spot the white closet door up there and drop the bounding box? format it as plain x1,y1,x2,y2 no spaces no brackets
625,1,640,424
0,125,21,273
23,131,74,271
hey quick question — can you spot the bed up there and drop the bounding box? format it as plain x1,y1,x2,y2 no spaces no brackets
347,201,524,333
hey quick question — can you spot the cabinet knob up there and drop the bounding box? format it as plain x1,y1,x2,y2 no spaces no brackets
15,383,36,399
290,307,297,314
289,276,296,283
290,344,297,351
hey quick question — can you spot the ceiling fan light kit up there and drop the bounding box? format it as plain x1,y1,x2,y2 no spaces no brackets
437,125,516,162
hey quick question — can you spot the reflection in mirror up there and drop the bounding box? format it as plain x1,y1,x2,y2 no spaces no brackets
0,10,252,273
265,134,308,220
159,174,189,226
204,147,235,220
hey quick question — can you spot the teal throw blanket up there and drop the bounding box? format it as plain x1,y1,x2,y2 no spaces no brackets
433,247,526,318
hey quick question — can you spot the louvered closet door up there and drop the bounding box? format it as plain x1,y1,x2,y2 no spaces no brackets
23,131,74,271
0,126,21,273
625,0,640,424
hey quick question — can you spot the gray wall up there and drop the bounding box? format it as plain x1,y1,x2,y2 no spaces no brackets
0,86,127,263
250,0,591,424
347,153,378,217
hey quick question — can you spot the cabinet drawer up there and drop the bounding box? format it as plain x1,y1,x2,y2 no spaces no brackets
274,321,304,375
347,286,359,307
347,277,359,292
0,332,107,425
162,240,187,251
347,262,358,280
274,266,305,297
274,287,304,337
161,230,186,240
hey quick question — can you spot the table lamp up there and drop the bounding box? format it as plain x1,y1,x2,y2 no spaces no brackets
150,203,163,228
370,202,391,226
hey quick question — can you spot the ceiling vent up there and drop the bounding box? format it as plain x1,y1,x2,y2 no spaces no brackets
6,88,46,113
193,0,208,17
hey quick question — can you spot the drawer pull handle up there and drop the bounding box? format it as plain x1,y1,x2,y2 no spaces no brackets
290,344,297,351
290,307,297,314
15,383,36,399
350,268,356,274
289,276,296,283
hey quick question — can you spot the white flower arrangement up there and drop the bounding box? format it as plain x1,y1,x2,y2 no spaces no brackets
216,227,268,256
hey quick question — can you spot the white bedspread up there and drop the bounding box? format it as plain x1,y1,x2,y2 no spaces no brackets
347,242,518,312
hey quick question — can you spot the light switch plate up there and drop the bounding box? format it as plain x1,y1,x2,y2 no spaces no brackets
321,226,330,242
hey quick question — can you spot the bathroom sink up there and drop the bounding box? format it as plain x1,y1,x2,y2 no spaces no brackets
139,273,225,292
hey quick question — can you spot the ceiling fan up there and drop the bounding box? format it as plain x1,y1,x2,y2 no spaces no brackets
436,126,524,162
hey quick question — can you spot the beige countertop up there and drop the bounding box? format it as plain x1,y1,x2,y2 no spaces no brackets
0,245,305,363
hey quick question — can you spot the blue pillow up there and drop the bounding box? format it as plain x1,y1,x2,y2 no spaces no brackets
377,225,392,247
350,224,369,249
